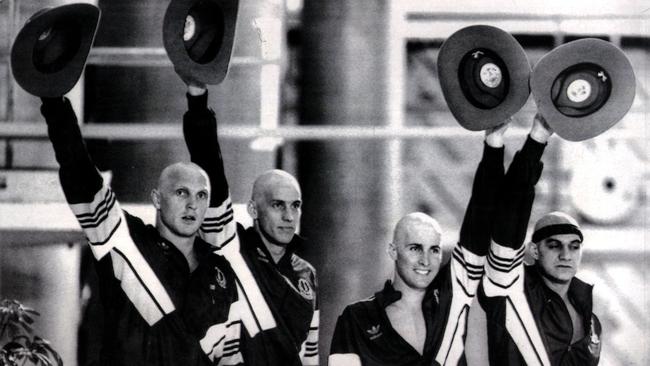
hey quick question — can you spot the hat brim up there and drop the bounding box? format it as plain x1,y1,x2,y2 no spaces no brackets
10,4,100,98
438,25,531,131
163,0,238,86
531,38,636,141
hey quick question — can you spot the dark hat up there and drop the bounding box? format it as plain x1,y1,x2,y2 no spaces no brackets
11,4,100,98
531,38,636,141
532,211,583,244
438,25,531,131
163,0,238,86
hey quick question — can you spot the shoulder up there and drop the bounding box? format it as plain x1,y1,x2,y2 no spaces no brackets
290,254,317,276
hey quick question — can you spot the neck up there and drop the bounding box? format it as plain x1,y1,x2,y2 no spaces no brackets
255,224,287,263
541,275,571,300
156,219,198,271
392,275,426,308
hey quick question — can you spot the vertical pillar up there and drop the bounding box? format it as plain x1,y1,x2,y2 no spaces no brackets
298,0,393,360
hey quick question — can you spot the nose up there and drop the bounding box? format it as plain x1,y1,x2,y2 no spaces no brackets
420,253,430,266
186,196,197,210
282,207,294,222
559,246,571,260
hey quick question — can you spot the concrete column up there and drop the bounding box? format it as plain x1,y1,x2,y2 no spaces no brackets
298,0,394,360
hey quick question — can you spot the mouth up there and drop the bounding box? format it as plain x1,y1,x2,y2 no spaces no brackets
181,215,197,223
278,227,295,233
414,269,431,276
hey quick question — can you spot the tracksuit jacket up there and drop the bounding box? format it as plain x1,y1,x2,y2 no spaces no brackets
478,137,602,366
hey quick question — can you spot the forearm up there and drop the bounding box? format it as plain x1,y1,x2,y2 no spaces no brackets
41,97,102,204
458,142,505,255
183,91,229,206
492,136,546,249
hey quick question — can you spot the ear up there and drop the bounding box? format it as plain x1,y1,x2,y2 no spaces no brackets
387,242,397,261
151,189,161,209
247,200,257,220
528,241,539,261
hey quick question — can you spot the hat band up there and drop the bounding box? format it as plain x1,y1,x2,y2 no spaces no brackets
532,223,583,243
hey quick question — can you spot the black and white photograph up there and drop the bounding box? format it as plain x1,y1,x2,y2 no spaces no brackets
0,0,647,365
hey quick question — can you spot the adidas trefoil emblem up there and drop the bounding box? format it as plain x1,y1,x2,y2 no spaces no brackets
366,324,382,340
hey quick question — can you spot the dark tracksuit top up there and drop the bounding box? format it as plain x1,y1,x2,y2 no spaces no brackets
40,97,239,366
329,142,506,366
183,92,319,365
478,137,602,366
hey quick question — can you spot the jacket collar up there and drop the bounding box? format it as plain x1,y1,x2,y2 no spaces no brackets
243,226,306,265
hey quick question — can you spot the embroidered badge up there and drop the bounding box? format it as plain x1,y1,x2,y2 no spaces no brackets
297,278,314,300
434,289,440,305
215,266,227,289
588,317,602,357
366,325,382,340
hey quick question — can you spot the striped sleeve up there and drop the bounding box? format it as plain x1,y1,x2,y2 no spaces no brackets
199,299,244,366
69,184,175,325
299,310,319,365
434,247,485,365
200,196,237,250
483,240,526,296
329,309,362,366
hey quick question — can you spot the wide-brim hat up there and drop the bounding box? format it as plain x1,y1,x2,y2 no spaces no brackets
11,4,100,98
531,38,636,141
438,25,531,131
163,0,238,85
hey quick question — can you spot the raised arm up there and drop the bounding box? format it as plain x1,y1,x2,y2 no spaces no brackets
181,85,278,344
433,121,507,365
182,87,237,250
485,113,551,291
41,97,175,325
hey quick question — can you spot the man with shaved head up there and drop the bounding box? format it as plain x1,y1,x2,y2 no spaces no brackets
329,115,554,365
178,82,318,365
37,91,242,365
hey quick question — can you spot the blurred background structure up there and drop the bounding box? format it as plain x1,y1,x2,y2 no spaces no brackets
0,0,648,365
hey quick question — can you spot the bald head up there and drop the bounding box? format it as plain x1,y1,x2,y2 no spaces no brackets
158,162,210,192
393,212,442,245
152,162,211,241
248,169,302,246
251,169,301,202
390,212,443,291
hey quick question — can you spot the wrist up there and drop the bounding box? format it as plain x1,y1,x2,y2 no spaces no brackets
485,134,504,148
188,85,207,96
529,127,551,144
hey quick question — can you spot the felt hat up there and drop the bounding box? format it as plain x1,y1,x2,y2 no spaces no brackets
11,4,100,98
163,0,238,85
438,25,531,131
530,38,636,141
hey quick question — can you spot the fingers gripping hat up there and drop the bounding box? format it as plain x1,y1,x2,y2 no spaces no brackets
10,4,101,98
438,25,531,131
163,0,238,85
531,38,636,141
532,211,583,244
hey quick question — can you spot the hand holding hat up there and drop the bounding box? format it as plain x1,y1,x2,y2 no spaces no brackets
530,38,636,141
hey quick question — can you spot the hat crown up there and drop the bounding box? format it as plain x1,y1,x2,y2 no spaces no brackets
184,1,225,64
534,211,580,232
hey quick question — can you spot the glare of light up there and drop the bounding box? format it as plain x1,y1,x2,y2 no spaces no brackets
286,0,303,13
252,17,283,61
250,64,283,151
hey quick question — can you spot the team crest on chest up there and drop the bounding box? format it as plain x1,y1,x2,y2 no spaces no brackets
297,278,314,300
215,266,227,289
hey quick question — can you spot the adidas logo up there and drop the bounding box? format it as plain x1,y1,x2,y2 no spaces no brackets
366,325,382,340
